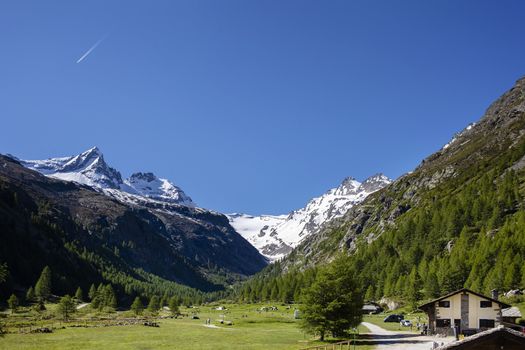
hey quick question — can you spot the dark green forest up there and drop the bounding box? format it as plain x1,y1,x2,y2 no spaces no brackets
235,110,525,306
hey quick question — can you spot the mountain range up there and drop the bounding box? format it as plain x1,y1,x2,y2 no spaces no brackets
18,146,390,262
228,174,392,260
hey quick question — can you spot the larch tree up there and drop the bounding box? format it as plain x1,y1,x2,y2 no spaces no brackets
35,266,52,300
300,255,363,341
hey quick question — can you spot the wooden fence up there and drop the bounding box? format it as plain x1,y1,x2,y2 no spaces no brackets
301,339,357,350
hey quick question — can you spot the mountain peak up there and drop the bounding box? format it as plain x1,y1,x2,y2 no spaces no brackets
129,172,157,182
360,173,392,193
124,173,195,206
334,176,360,196
21,149,195,207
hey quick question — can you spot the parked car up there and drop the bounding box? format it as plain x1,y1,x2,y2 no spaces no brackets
383,314,404,322
400,320,412,327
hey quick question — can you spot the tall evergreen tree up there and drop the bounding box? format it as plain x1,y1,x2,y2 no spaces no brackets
8,294,18,314
57,295,76,321
26,287,36,302
75,287,84,302
168,296,180,316
34,266,52,300
300,256,363,341
148,296,160,315
131,297,144,316
88,284,97,301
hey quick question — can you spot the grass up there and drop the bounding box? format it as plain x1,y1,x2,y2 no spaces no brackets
0,303,374,350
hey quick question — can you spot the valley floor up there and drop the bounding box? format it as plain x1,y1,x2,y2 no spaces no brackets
0,304,369,350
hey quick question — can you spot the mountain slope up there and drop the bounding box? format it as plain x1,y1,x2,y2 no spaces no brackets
228,174,392,260
236,76,525,305
0,154,267,300
280,76,525,296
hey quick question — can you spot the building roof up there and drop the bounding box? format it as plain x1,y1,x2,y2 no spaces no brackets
502,306,522,318
362,304,381,311
434,326,525,350
419,288,511,311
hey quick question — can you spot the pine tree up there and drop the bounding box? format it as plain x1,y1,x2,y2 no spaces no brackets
131,297,144,316
148,296,160,315
168,296,180,316
34,266,52,300
104,285,117,310
364,285,374,301
300,256,363,341
8,294,18,314
26,287,35,302
406,267,421,311
88,284,97,301
75,287,84,302
424,272,440,298
57,295,76,321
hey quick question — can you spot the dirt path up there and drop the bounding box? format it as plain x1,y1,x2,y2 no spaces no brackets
202,324,234,330
361,322,454,350
76,303,90,310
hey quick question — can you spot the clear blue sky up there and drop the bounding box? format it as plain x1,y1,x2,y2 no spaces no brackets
1,1,524,215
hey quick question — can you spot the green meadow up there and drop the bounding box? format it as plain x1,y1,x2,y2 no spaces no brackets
0,303,373,350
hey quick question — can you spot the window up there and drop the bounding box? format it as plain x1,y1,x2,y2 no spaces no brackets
438,300,450,308
479,319,495,328
436,319,451,327
480,301,492,308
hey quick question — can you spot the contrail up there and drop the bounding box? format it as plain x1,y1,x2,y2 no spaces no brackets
76,36,107,63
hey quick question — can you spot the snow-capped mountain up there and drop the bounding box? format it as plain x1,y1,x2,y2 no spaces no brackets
22,147,194,207
228,174,392,260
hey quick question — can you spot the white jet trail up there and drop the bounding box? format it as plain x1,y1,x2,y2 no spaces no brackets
76,36,107,63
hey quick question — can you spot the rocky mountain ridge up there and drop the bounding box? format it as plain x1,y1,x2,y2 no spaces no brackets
228,173,392,260
22,147,194,207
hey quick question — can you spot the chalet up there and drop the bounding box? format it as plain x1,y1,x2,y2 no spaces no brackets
434,326,525,350
419,288,511,336
502,307,523,330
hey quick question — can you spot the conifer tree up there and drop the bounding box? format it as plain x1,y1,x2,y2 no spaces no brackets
26,287,35,302
57,295,76,321
8,294,18,314
300,256,362,341
88,284,97,301
148,296,160,315
131,297,144,316
424,272,440,298
168,296,180,316
75,287,84,302
364,285,374,301
34,266,52,300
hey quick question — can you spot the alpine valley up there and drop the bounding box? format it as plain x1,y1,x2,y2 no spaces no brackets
2,75,525,332
0,145,388,301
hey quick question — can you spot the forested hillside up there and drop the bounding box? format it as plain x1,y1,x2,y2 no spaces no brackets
0,155,261,304
237,76,525,305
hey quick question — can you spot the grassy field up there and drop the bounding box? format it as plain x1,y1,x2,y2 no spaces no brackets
0,303,374,350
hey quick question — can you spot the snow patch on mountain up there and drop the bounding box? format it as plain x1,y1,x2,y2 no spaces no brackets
22,147,194,207
229,174,392,260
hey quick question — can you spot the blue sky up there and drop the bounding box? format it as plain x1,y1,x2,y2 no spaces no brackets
1,1,524,215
